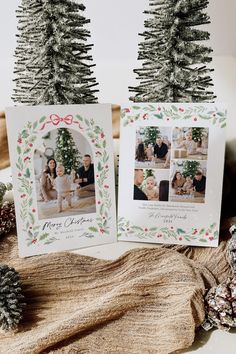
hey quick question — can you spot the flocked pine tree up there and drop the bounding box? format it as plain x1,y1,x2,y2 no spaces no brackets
12,0,42,104
55,129,81,174
12,0,98,105
129,0,215,103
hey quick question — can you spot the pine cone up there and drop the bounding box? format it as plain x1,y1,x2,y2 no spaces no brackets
202,277,236,330
0,201,16,236
0,182,7,205
227,225,236,274
202,225,236,331
0,265,25,330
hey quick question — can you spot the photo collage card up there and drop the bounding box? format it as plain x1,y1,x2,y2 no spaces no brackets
118,103,226,247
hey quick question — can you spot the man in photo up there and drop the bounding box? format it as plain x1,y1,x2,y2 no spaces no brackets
193,171,206,195
75,154,95,197
133,169,148,200
154,137,169,167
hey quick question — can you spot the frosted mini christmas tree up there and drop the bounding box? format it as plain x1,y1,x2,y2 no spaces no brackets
129,0,215,103
12,0,98,105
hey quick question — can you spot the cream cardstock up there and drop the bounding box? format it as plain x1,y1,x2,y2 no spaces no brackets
118,103,226,247
6,104,116,257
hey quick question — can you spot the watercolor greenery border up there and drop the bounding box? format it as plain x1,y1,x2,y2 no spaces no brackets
16,114,112,247
118,217,218,244
119,103,224,245
121,104,226,128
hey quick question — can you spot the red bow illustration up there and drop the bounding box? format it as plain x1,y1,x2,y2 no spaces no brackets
40,114,75,130
50,114,73,125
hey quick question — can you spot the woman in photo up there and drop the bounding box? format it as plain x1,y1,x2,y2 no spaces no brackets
171,171,186,194
136,138,146,161
40,158,57,202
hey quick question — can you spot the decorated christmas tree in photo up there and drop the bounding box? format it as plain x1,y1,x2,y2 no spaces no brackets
55,128,81,174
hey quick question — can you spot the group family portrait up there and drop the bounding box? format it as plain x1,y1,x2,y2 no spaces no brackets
34,128,96,220
135,126,171,169
133,169,169,202
169,160,207,203
172,127,209,160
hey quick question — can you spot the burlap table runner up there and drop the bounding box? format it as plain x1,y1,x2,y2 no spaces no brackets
0,230,232,354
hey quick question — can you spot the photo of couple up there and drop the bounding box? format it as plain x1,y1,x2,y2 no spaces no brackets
135,127,171,169
169,160,207,203
172,127,209,160
133,169,169,202
34,128,96,220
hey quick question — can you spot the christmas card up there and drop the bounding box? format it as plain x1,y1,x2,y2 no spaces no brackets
118,103,226,247
6,104,116,257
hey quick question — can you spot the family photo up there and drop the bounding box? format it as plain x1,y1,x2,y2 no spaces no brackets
135,126,171,169
133,169,169,202
172,127,209,160
169,160,207,203
34,128,96,220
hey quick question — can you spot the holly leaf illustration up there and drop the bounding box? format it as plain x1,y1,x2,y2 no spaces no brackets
88,227,98,232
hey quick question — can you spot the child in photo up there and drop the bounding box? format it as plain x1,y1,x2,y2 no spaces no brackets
178,130,197,155
182,176,193,194
145,143,154,161
54,164,73,212
143,176,159,200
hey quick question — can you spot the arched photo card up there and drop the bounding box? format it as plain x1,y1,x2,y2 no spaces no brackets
6,104,116,257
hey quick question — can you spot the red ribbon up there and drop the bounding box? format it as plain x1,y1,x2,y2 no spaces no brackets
50,114,73,125
40,114,76,130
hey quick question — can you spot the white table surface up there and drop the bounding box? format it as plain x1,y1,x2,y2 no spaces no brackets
1,167,235,353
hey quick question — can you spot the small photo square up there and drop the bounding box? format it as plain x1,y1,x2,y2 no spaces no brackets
172,127,209,160
169,160,207,203
135,126,171,169
133,169,170,202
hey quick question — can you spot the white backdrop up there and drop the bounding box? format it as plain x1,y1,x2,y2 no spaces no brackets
1,0,236,156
